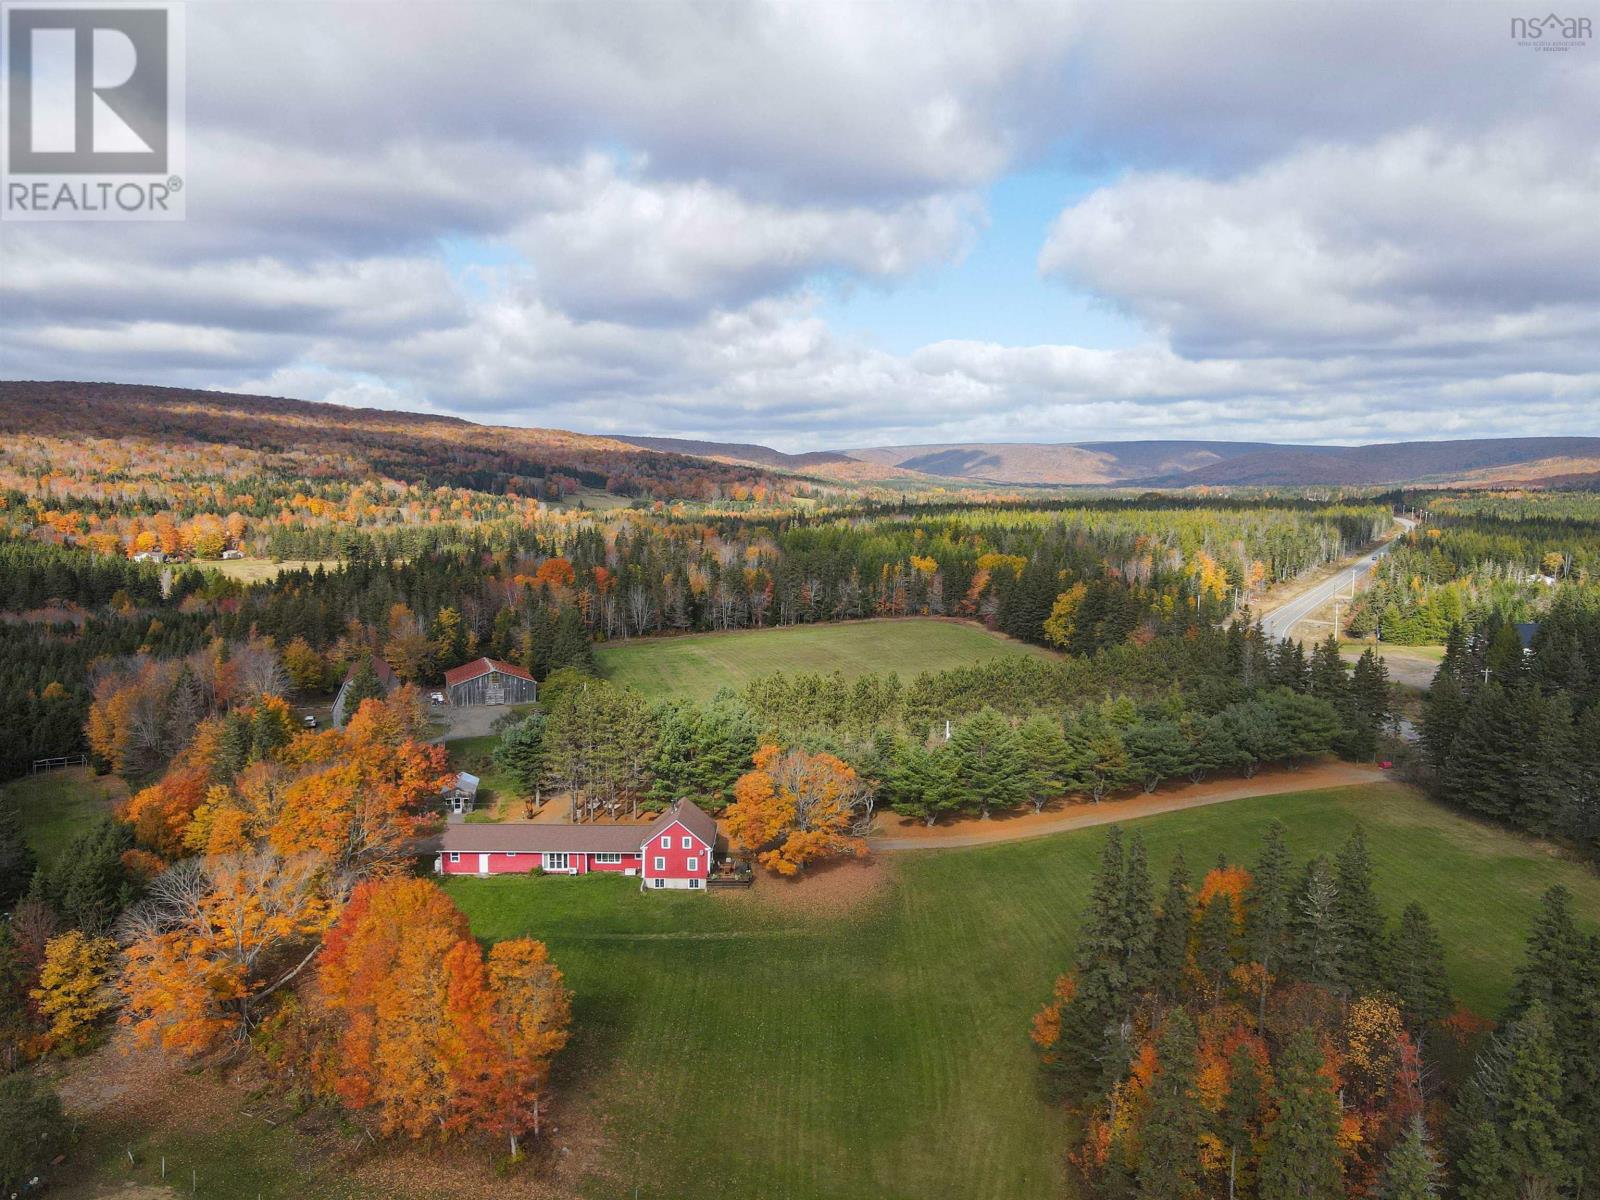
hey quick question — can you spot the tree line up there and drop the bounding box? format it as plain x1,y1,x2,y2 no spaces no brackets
1031,822,1600,1200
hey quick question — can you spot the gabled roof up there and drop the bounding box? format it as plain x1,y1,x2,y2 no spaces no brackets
343,654,398,692
437,800,718,856
656,800,719,848
443,657,536,687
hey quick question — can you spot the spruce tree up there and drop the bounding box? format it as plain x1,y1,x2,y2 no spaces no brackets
1332,825,1386,994
1121,833,1157,999
0,794,36,911
1220,1043,1264,1200
1153,850,1193,1000
1245,820,1295,1026
1287,857,1343,994
1377,1115,1440,1200
1386,902,1451,1029
1499,1002,1573,1197
1419,664,1465,779
40,818,134,934
1197,893,1236,997
1059,828,1131,1094
1439,684,1526,821
1260,1029,1344,1200
1136,1010,1206,1200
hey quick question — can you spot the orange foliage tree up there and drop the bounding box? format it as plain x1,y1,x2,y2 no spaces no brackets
317,878,570,1152
726,745,867,875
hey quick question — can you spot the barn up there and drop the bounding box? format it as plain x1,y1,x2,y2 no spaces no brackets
443,657,538,707
331,655,399,726
436,800,718,892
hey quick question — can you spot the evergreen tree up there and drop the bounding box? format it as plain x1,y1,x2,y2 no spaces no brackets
1124,720,1195,793
1059,828,1132,1093
1332,825,1386,994
1153,850,1193,1000
1386,902,1451,1030
886,740,961,827
949,706,1027,817
0,793,36,911
38,818,133,934
1419,664,1466,779
1136,1010,1206,1200
1378,1116,1440,1200
1245,820,1294,977
1220,1043,1264,1200
1197,893,1236,997
1439,684,1527,822
1121,833,1157,999
493,709,549,799
1287,857,1343,993
1015,713,1069,813
1499,1002,1573,1198
0,1072,69,1196
340,657,387,720
1260,1029,1345,1200
1347,648,1391,761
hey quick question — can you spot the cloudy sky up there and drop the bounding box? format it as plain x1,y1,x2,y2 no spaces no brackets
3,1,1598,450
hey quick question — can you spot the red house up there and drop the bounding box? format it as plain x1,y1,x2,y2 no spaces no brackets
436,800,718,892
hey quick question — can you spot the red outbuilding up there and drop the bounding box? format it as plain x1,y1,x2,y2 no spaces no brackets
436,800,718,892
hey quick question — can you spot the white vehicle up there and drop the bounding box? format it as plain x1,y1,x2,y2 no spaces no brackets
302,714,318,728
430,691,447,705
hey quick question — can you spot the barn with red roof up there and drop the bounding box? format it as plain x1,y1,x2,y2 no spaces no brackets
443,656,538,707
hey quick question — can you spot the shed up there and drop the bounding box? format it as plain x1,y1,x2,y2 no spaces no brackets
331,655,400,726
446,771,480,815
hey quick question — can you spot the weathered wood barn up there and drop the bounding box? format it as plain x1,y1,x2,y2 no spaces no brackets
442,657,538,707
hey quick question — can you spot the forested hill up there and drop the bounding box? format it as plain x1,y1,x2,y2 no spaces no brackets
0,380,791,502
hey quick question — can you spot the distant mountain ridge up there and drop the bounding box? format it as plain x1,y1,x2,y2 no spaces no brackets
645,434,1600,488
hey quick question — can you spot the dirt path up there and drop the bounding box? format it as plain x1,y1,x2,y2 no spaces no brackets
867,761,1388,851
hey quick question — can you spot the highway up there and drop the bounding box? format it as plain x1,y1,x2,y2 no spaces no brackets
1257,517,1415,642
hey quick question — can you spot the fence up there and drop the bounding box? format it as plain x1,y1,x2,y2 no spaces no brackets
30,753,88,774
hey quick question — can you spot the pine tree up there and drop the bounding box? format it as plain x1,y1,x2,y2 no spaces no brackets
1121,833,1157,999
1136,1010,1206,1200
1260,1029,1344,1200
1015,712,1068,813
1439,684,1527,822
949,706,1027,817
1197,893,1236,997
39,818,133,934
1419,663,1465,779
1348,648,1391,761
1287,857,1343,994
0,793,36,911
1059,828,1131,1093
1220,1043,1264,1200
1378,1115,1440,1200
341,657,386,719
1499,1002,1573,1197
1245,819,1294,1026
1386,903,1451,1030
1153,850,1192,1000
1332,825,1386,994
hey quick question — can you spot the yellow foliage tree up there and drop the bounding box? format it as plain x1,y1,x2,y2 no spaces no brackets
726,745,866,875
33,930,116,1054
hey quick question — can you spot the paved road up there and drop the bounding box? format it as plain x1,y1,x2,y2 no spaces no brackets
1259,517,1414,642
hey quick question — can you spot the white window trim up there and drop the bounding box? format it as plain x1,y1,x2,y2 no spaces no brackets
507,851,518,858
660,834,671,848
681,835,693,849
687,857,698,873
653,855,666,871
544,852,570,871
653,878,664,888
449,852,460,863
594,852,622,864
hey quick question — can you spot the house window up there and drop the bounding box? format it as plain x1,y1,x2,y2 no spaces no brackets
594,853,622,864
687,858,698,873
653,856,666,871
545,852,569,870
653,878,665,888
660,834,671,848
507,851,518,858
449,852,460,863
681,836,692,849
689,878,700,889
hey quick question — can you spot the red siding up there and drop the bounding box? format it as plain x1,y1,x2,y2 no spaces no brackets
641,820,712,882
439,850,643,876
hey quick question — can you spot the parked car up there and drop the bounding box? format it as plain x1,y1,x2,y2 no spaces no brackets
1378,759,1393,769
430,691,446,704
302,714,318,728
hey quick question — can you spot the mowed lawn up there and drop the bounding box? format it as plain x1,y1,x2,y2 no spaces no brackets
449,782,1600,1200
5,767,126,870
595,618,1055,702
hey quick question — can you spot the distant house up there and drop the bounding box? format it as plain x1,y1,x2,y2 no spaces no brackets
443,657,537,707
220,549,245,560
331,655,400,726
132,550,165,563
436,800,717,892
446,771,480,815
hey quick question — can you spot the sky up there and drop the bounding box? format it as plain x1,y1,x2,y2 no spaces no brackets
2,1,1598,452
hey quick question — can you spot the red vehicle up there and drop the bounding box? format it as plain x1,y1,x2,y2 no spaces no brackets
1378,760,1394,770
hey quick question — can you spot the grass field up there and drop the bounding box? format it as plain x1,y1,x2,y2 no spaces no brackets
595,618,1055,702
448,782,1600,1200
205,557,343,583
5,767,126,870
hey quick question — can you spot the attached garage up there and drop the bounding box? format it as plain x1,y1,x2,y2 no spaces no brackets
443,657,538,707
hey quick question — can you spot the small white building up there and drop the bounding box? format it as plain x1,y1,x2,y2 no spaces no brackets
446,772,480,815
